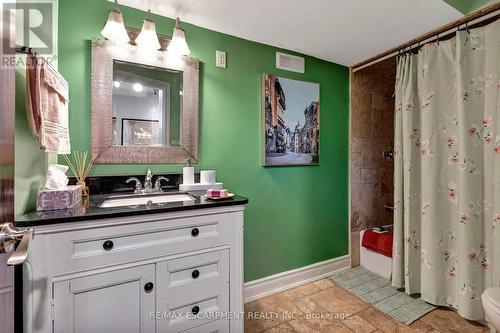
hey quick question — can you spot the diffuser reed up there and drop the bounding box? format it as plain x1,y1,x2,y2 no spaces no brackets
63,150,97,198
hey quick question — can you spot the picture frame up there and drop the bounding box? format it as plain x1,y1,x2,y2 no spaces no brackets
262,73,320,166
121,118,161,147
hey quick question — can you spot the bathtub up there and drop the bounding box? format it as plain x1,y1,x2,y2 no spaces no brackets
359,227,393,279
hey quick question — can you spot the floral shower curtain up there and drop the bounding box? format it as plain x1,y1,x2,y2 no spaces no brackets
392,19,500,320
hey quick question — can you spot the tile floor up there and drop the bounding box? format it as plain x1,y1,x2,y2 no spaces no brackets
244,278,490,333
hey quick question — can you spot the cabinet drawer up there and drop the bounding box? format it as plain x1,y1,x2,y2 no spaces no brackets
50,214,232,274
157,250,229,299
156,284,229,332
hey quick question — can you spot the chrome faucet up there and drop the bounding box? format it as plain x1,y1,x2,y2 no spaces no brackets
144,168,153,193
125,170,169,194
154,176,169,192
125,177,143,194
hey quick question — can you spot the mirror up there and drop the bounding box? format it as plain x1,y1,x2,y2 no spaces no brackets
112,60,183,147
91,29,199,164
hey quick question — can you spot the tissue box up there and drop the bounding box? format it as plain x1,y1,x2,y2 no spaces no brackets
37,185,82,211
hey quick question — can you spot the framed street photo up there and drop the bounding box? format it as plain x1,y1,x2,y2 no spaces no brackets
262,73,320,166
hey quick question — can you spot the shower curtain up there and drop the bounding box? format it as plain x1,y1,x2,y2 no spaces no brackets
392,19,500,320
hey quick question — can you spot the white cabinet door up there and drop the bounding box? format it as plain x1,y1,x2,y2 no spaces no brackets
53,265,156,333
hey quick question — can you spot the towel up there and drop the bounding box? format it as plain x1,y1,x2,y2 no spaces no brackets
26,53,70,154
362,229,393,257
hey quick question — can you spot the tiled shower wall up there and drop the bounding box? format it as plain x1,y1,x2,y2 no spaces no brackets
350,58,396,267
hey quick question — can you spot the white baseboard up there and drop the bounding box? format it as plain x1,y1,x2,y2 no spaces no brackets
244,255,351,303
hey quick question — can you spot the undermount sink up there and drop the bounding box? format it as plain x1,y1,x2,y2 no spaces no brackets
99,192,195,208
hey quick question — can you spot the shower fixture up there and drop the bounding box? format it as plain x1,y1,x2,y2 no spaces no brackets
383,146,393,161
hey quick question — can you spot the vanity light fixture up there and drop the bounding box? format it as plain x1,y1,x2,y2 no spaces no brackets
101,0,130,44
167,18,190,56
135,10,161,51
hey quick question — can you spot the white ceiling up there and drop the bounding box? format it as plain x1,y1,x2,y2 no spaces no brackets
118,0,463,66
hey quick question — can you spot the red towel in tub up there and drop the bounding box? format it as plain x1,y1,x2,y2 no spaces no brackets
362,230,393,257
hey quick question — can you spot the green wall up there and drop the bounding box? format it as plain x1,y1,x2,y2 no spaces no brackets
15,62,45,215
468,0,498,11
58,0,349,281
444,0,496,13
15,60,58,216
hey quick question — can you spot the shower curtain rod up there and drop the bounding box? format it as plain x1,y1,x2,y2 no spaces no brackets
352,2,500,72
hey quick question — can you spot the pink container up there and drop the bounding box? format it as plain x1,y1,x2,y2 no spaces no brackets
37,185,82,211
207,188,229,198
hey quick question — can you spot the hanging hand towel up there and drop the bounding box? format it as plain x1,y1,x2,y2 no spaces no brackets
26,53,70,154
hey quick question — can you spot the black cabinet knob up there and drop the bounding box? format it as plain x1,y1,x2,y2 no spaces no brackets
103,240,114,251
144,282,154,293
191,305,200,315
191,270,200,279
191,228,199,237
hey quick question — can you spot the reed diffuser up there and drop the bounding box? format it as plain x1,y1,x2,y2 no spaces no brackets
63,150,97,198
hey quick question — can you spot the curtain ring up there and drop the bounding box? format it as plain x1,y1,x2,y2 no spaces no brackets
465,22,470,34
436,33,440,46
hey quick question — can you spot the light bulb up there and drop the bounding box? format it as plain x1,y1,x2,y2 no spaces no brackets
133,83,143,92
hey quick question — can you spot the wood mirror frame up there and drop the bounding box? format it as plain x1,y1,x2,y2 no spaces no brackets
91,29,199,164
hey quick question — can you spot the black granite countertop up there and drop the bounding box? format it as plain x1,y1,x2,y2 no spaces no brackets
15,191,248,228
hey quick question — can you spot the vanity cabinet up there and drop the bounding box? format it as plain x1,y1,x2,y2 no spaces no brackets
22,205,245,333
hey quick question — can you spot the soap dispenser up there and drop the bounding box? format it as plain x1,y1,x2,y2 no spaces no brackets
182,159,194,185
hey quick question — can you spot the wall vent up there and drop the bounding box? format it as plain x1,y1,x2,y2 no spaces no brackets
276,52,305,73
